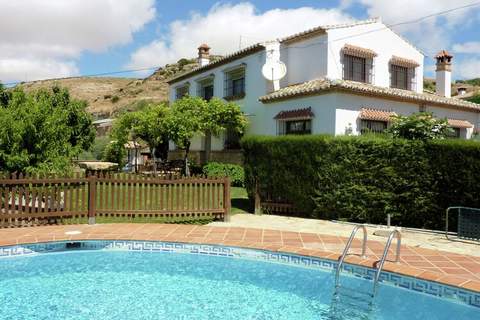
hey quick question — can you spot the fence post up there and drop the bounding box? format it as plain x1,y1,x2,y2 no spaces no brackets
223,177,231,222
254,178,262,215
88,174,97,225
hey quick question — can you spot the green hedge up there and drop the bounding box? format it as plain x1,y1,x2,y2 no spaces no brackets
203,162,245,187
242,135,480,230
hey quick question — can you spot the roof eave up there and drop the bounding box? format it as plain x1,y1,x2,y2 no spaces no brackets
260,86,480,112
167,44,265,84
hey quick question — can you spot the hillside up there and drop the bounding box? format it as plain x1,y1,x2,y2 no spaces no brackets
17,64,479,118
18,58,201,118
424,77,480,101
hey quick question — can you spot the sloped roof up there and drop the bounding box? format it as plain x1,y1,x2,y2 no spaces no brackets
259,79,480,112
167,44,264,84
274,107,314,120
279,18,379,44
167,19,385,84
359,108,396,122
447,119,473,128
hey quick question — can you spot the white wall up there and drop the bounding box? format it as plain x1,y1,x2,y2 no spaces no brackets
258,94,337,136
283,34,328,85
334,93,420,135
326,22,424,93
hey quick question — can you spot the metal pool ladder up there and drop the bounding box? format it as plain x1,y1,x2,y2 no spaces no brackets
335,226,401,298
372,230,401,297
334,225,367,287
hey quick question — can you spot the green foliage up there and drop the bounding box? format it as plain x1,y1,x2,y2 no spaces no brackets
386,112,453,140
202,98,247,136
0,86,95,174
203,162,245,187
457,78,480,86
423,79,436,92
242,135,480,230
111,95,120,103
168,96,247,175
466,94,480,104
103,140,126,167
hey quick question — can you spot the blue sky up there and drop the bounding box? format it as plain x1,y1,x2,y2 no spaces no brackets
1,0,480,84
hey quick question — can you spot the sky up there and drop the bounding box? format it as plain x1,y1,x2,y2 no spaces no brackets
1,0,480,85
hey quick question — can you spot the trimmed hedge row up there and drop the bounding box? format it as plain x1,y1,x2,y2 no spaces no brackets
242,135,480,230
203,162,245,187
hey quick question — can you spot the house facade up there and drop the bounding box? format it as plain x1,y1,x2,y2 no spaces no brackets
167,18,480,151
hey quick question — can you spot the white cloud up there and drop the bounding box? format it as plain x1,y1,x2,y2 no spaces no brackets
0,59,79,84
453,41,480,54
127,3,353,70
0,0,155,83
342,0,480,54
455,58,480,79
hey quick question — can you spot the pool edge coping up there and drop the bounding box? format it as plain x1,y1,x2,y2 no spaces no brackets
1,235,479,294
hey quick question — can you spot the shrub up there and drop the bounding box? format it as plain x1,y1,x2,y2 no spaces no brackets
242,135,480,230
203,162,245,187
111,95,120,103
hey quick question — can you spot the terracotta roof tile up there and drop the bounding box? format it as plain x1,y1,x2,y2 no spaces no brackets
359,108,396,122
259,79,480,112
447,119,473,128
390,56,420,68
342,44,377,58
274,107,314,120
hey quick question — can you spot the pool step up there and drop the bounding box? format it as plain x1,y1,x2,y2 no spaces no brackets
329,286,376,319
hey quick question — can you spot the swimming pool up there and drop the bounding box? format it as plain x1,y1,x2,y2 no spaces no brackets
0,241,478,320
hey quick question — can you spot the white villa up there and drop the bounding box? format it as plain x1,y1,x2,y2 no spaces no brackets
167,18,480,154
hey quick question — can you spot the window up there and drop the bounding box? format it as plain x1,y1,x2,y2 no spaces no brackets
360,120,387,134
197,78,214,101
285,120,311,135
343,54,373,83
390,64,416,90
175,84,189,100
224,67,245,100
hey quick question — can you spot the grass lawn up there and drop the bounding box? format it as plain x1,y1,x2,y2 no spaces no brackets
231,187,251,215
58,186,251,225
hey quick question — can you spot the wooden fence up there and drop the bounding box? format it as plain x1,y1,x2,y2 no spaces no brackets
0,173,230,228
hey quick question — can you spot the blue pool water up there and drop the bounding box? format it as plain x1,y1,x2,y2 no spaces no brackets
0,248,478,320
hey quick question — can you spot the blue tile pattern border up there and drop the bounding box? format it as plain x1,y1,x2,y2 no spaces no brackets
1,240,479,308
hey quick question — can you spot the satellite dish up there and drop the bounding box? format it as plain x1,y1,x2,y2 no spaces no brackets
262,61,287,81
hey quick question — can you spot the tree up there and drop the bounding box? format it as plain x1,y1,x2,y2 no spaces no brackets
386,112,453,140
201,97,247,163
167,96,205,176
108,103,171,173
0,86,95,174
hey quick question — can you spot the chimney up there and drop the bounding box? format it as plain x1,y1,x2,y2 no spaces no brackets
197,44,210,67
435,50,453,98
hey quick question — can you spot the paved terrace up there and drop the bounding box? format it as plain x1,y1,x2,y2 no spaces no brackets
0,223,479,293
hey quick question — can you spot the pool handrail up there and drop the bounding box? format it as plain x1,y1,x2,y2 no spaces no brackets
335,225,368,287
372,230,401,297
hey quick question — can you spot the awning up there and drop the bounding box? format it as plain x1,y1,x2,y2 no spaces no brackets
447,119,473,129
390,56,420,68
274,107,314,120
342,44,377,59
359,108,397,122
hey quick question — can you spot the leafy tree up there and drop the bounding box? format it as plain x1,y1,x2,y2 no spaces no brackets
167,96,205,176
108,103,170,172
0,86,95,174
167,96,247,175
201,97,247,163
386,112,453,140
